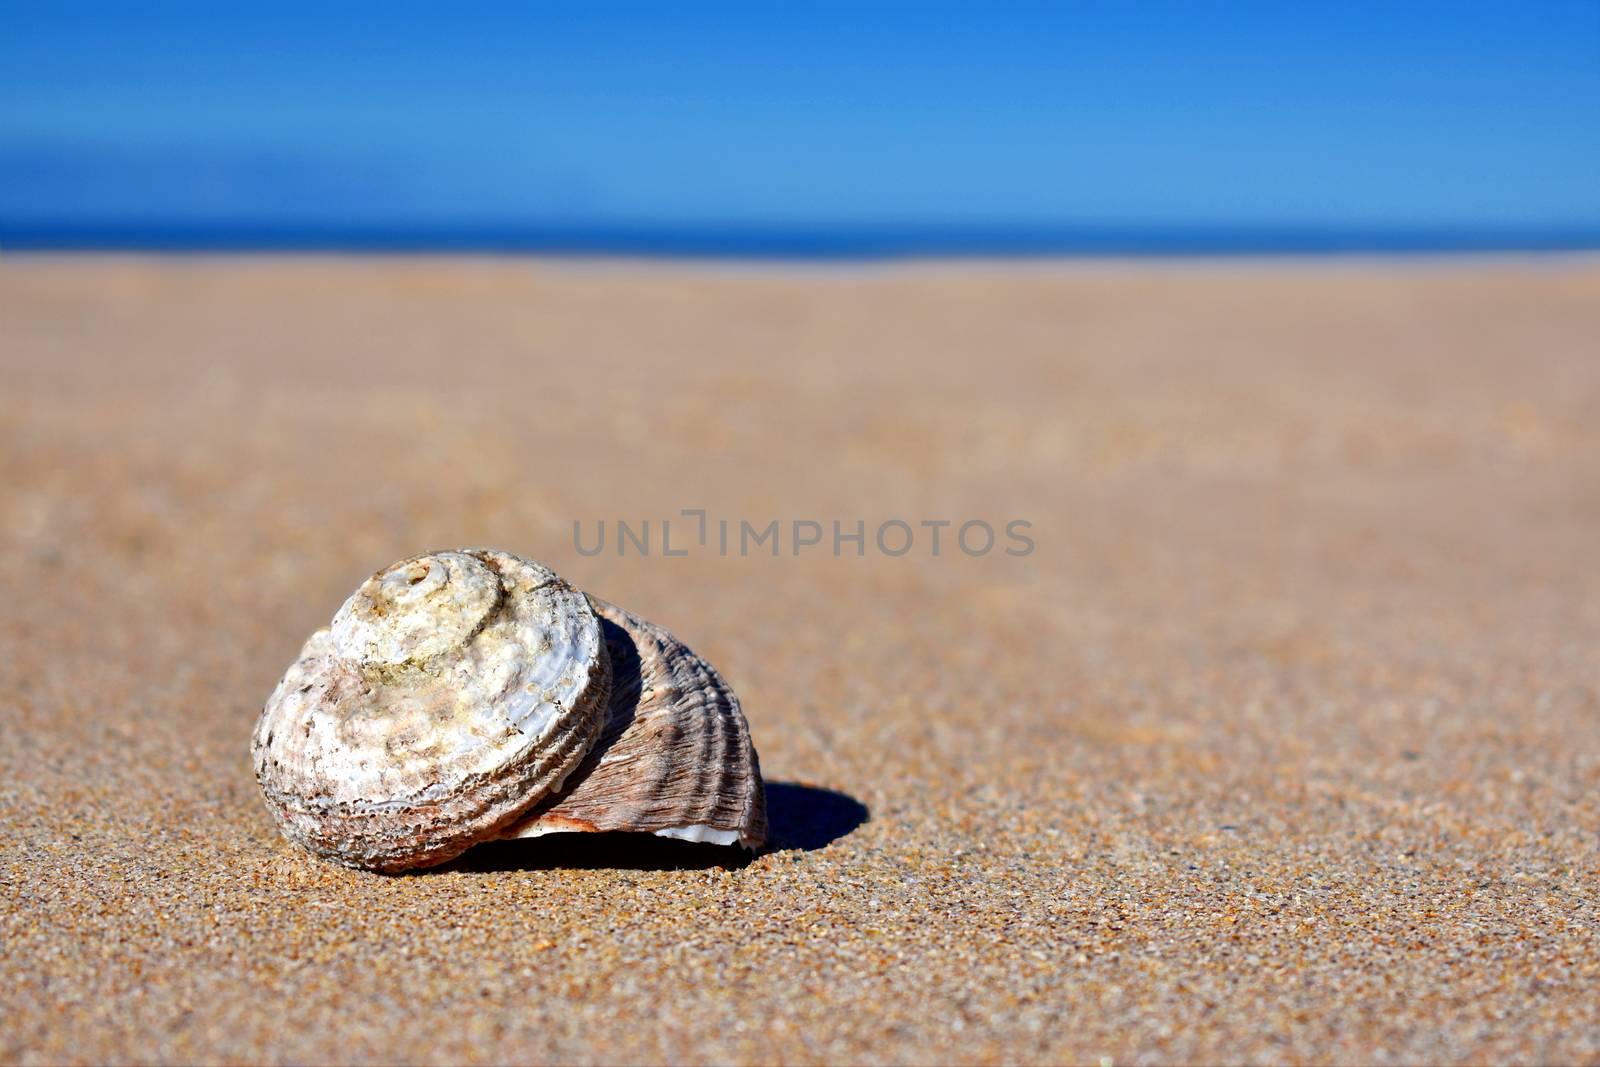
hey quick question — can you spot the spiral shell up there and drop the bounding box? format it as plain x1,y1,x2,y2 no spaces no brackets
251,549,765,871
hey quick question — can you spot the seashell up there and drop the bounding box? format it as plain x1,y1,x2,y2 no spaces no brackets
252,548,765,872
499,598,766,847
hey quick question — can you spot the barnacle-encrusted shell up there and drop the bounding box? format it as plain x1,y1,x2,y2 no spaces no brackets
252,549,611,872
501,599,767,849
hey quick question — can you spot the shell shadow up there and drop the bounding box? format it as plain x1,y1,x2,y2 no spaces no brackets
762,782,870,852
439,782,869,874
447,830,755,873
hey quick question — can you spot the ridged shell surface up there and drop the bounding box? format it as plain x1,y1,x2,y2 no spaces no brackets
252,549,611,871
502,599,767,849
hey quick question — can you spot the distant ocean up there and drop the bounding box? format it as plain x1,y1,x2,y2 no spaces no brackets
3,222,1598,258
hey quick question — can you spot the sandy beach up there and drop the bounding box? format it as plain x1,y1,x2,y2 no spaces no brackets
2,255,1597,1065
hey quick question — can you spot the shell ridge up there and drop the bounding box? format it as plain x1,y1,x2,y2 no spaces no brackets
501,598,766,850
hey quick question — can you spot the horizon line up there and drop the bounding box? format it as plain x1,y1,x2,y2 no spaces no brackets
4,219,1599,260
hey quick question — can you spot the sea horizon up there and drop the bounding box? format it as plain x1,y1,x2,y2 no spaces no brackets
4,220,1599,259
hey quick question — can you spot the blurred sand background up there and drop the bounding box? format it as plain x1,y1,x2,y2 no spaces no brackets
2,255,1598,1065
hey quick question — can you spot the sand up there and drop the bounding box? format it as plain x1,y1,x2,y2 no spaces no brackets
1,255,1597,1065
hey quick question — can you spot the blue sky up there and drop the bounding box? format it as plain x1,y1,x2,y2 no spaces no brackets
2,2,1598,232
